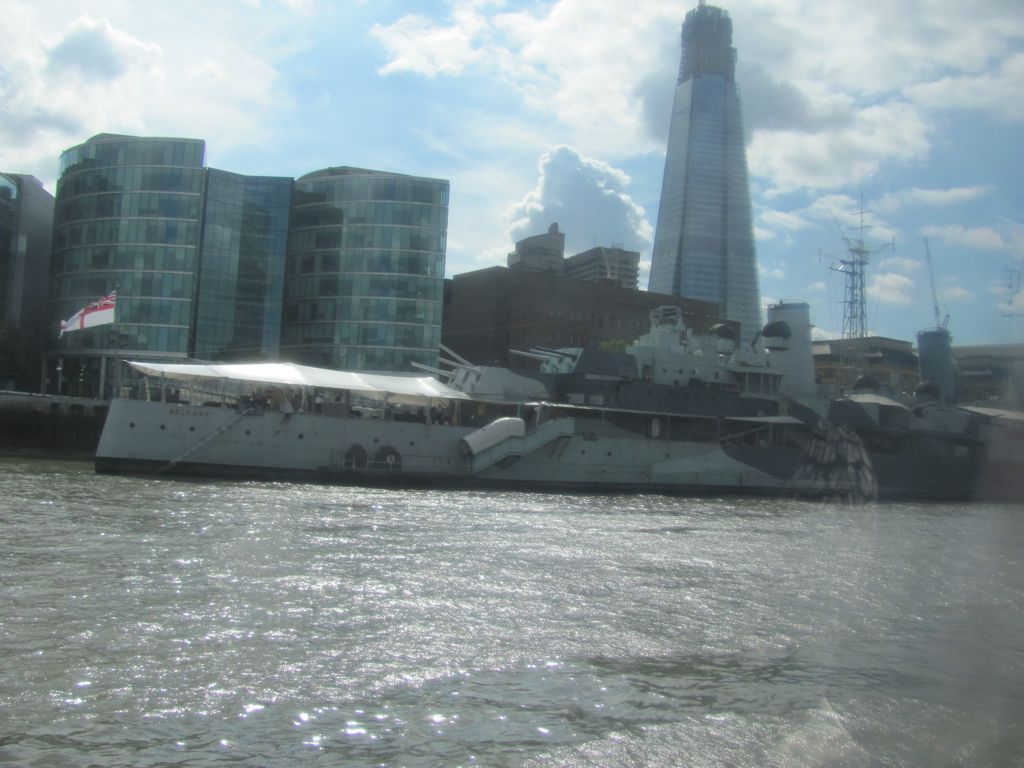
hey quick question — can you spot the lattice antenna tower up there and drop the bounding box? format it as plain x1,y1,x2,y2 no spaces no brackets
825,204,894,390
1004,268,1022,317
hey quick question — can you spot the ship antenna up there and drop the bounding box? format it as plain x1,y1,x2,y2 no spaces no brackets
823,198,893,392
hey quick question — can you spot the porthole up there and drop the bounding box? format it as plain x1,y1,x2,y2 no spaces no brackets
129,422,135,428
189,426,195,432
159,424,166,430
298,433,304,440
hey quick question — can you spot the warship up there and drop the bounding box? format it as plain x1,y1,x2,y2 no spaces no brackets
94,302,1022,501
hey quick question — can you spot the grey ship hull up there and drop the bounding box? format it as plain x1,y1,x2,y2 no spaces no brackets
95,398,993,500
95,399,807,496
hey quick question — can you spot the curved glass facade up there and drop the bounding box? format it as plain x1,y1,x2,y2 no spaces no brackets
281,167,448,372
46,134,205,397
0,175,15,320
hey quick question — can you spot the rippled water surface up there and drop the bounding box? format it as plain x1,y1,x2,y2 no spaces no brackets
1,457,1022,766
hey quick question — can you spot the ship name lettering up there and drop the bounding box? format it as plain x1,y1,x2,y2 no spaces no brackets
169,407,209,417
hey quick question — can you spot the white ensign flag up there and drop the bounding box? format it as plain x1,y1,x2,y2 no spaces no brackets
59,291,117,337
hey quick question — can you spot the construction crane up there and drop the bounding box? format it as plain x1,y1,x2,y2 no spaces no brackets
923,238,949,329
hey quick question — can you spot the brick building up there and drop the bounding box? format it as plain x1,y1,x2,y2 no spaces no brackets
442,266,730,368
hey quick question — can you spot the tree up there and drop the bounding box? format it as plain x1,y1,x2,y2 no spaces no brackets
599,338,629,353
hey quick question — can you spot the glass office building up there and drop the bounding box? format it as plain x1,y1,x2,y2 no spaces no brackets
42,136,449,395
648,3,762,345
46,134,205,397
192,170,292,361
282,167,449,373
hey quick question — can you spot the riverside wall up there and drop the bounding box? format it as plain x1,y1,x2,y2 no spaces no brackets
0,392,107,459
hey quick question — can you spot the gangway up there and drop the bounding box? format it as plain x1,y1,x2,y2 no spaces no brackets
464,417,576,473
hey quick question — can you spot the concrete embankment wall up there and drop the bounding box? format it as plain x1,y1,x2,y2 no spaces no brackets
0,392,107,458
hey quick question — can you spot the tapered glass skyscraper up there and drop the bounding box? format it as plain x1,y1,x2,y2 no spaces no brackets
648,2,761,344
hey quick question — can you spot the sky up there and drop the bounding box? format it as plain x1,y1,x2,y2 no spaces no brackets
3,0,1023,346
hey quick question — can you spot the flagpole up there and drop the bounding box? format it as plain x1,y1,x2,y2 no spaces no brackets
99,351,107,400
112,283,120,400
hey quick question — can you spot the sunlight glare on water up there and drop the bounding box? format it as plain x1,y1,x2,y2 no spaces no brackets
1,457,1022,766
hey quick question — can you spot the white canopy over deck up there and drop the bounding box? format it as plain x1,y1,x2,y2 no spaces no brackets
126,361,470,404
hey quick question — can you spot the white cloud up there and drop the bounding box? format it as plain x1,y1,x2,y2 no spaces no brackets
759,264,786,280
805,194,860,221
370,2,488,78
921,225,1008,252
738,1,1020,196
868,273,915,305
759,209,810,234
799,194,899,245
748,1,1024,97
749,101,931,194
489,2,675,155
0,6,297,186
368,0,1021,200
811,326,836,341
507,145,652,257
877,256,922,273
878,186,992,211
940,285,974,302
370,1,677,158
278,0,315,14
906,52,1024,123
46,15,159,81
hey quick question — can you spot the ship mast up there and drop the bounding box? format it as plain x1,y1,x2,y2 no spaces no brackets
827,202,893,391
1004,268,1023,317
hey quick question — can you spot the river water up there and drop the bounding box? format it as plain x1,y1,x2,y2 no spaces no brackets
1,457,1022,767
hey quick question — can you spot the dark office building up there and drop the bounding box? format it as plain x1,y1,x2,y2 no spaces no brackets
193,170,292,361
1,173,54,390
442,265,727,368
